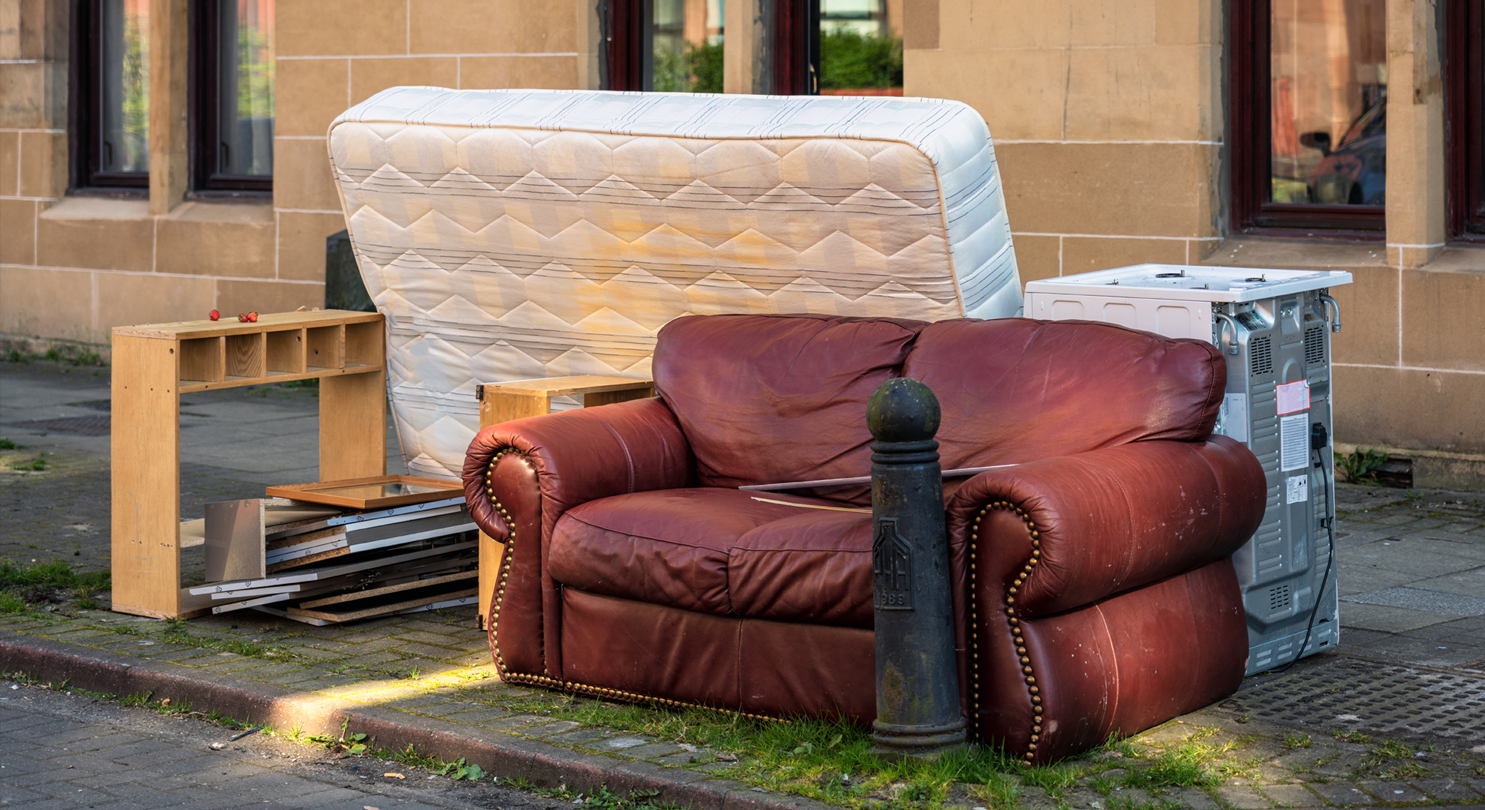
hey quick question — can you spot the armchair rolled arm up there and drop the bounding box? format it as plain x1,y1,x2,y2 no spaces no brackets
461,396,696,542
948,436,1265,617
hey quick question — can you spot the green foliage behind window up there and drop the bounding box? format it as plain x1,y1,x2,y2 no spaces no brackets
652,40,724,94
820,28,903,90
689,40,724,94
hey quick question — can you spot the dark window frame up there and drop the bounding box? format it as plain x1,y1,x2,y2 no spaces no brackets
601,0,645,91
772,1,818,96
71,0,149,192
189,0,272,195
1229,0,1385,237
1446,0,1485,240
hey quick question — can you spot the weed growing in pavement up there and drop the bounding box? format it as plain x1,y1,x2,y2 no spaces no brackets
1335,447,1389,484
966,771,1020,809
0,559,109,612
8,457,46,471
472,690,1182,808
159,622,279,659
1283,731,1314,749
1361,738,1431,780
503,778,674,809
0,559,109,592
1107,799,1190,810
1117,728,1233,791
382,743,485,780
1018,759,1084,801
1331,727,1371,744
2,344,106,366
0,438,18,449
308,719,371,755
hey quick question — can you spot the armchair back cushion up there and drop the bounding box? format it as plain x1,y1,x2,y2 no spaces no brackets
904,318,1227,472
653,314,923,504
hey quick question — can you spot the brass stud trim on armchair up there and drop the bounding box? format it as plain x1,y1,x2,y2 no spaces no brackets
484,447,524,677
971,500,1043,765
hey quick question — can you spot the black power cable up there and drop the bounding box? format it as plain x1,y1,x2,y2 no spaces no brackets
1267,423,1337,674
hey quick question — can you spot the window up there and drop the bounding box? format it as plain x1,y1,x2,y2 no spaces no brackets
1231,0,1387,233
772,0,902,97
816,0,902,97
75,0,151,190
72,0,275,193
603,0,723,93
192,0,275,192
1447,0,1485,239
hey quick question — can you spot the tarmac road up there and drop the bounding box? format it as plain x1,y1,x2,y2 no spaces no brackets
0,675,578,810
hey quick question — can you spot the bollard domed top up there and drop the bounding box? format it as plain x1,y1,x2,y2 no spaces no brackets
867,378,941,443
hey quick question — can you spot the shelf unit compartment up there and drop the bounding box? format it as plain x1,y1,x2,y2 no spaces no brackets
267,328,307,375
306,325,344,370
179,337,225,384
226,333,268,379
343,320,384,368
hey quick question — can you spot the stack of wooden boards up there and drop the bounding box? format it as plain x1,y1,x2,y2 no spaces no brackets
187,497,478,625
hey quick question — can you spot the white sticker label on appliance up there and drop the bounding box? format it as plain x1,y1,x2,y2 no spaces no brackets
1277,380,1311,415
1219,394,1249,443
1280,413,1309,472
1286,474,1309,504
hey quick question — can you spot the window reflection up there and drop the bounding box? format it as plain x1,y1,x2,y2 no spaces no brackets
819,0,901,96
100,0,149,174
650,0,723,93
218,0,274,177
1270,0,1386,206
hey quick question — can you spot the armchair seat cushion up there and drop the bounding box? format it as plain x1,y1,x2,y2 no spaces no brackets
549,488,873,626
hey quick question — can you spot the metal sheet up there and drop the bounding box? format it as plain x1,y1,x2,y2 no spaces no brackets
205,499,266,582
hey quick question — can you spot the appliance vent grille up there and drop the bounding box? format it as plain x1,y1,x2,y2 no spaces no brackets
1305,327,1325,366
1270,582,1291,613
1251,336,1273,376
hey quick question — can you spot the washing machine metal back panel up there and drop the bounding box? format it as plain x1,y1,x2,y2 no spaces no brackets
1025,265,1351,674
1219,292,1340,674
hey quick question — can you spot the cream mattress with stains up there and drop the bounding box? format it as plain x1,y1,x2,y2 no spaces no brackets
328,88,1021,479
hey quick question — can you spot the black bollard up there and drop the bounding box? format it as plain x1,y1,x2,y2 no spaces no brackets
867,377,966,759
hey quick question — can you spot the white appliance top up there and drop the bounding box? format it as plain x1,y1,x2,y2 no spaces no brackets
1024,264,1353,303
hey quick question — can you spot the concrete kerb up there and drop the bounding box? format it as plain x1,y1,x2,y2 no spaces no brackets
0,630,831,810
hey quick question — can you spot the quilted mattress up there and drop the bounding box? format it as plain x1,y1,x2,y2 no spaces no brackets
328,88,1022,479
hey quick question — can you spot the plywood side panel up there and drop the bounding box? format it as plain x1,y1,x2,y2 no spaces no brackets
267,328,307,373
478,532,505,630
479,393,551,426
179,336,225,383
306,325,344,369
320,369,387,480
110,335,182,618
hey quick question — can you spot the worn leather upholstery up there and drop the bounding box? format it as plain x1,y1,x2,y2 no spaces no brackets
463,314,1266,763
653,314,923,504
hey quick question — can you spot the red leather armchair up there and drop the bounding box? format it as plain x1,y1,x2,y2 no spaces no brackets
463,314,1266,764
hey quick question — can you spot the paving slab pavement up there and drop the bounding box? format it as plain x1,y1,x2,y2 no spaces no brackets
0,671,610,810
4,357,1485,809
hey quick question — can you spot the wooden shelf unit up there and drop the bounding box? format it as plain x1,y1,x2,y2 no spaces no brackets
473,375,655,629
111,310,388,620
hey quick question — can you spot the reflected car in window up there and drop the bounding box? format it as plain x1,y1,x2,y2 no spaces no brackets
1301,100,1386,206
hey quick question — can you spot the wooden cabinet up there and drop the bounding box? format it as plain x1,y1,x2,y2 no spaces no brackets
110,311,387,619
473,375,655,629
